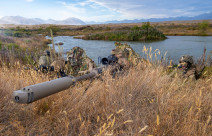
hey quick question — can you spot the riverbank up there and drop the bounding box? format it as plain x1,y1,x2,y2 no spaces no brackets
1,19,212,36
74,22,167,41
48,36,212,64
0,34,51,66
0,33,211,135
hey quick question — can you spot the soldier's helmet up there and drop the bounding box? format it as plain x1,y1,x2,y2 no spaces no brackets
67,47,86,65
178,55,194,69
111,48,122,57
114,42,140,65
179,55,194,64
122,48,130,58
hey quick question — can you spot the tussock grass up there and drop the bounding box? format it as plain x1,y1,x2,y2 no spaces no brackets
0,31,50,48
3,20,212,36
0,61,211,135
0,34,51,67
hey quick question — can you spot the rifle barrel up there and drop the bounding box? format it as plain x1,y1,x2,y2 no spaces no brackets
13,67,104,104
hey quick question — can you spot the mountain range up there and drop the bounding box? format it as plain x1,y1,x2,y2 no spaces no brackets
87,12,212,24
0,16,86,25
0,12,212,25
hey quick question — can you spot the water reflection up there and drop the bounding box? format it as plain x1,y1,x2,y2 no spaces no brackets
48,36,212,64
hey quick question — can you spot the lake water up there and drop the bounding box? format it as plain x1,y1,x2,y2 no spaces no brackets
48,36,212,64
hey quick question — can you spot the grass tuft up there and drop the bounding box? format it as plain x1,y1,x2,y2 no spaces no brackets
0,60,211,135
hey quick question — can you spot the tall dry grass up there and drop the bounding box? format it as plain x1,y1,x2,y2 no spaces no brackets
0,61,211,135
0,34,52,68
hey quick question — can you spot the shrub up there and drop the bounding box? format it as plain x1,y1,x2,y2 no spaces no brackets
83,22,166,41
131,25,140,31
46,26,61,35
141,22,151,29
4,28,30,38
7,43,20,50
198,20,210,33
0,41,2,50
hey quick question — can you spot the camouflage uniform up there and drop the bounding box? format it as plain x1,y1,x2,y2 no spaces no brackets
38,50,53,73
178,55,197,79
50,57,67,77
107,43,141,77
38,50,51,66
112,42,140,67
110,49,128,69
66,47,96,76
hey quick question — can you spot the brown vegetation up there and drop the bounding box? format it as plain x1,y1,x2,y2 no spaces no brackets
0,60,211,135
0,34,50,49
1,20,212,36
0,34,51,67
0,22,211,135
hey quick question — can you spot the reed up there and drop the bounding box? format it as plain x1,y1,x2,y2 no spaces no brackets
0,47,211,135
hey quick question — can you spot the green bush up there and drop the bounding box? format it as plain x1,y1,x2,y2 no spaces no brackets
4,30,14,37
46,26,61,35
38,28,44,32
83,22,166,41
198,20,210,33
141,22,151,29
131,25,140,31
7,43,20,50
106,26,111,30
4,28,30,37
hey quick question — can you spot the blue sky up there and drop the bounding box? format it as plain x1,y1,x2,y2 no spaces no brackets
0,0,211,22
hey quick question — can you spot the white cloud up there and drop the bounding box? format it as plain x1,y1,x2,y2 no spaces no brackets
78,1,91,6
86,0,147,19
57,1,86,14
35,0,212,22
65,4,86,13
86,0,212,20
56,1,66,5
0,0,211,22
82,14,116,22
56,0,148,21
24,0,34,2
55,10,83,20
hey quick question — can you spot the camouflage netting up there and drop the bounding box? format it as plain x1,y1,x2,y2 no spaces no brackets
178,55,197,79
114,42,141,66
179,55,194,65
66,46,96,76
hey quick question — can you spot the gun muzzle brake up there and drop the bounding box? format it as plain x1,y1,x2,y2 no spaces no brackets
13,77,75,104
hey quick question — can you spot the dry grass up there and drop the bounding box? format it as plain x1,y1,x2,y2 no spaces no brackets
0,61,211,135
13,35,50,49
1,19,212,36
0,34,51,67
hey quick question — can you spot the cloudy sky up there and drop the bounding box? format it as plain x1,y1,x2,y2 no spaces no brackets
0,0,211,22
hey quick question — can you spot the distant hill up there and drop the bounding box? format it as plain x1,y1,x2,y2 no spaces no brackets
0,16,86,25
86,12,212,24
1,12,212,25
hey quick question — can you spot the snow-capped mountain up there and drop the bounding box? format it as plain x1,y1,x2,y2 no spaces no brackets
0,16,86,25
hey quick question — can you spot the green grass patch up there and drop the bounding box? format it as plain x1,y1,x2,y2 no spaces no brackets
202,66,212,78
0,41,2,50
6,43,20,50
82,22,166,41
